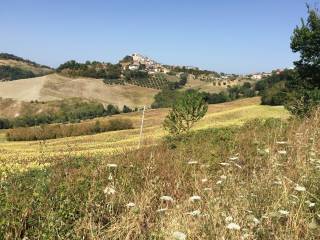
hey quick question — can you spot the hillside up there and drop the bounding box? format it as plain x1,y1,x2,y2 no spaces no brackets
0,53,261,112
0,53,53,80
0,74,159,115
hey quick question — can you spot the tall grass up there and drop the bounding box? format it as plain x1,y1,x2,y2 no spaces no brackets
1,111,320,239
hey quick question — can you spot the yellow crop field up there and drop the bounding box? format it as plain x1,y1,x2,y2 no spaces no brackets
0,97,289,174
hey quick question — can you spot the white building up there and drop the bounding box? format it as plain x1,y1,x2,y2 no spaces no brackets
128,64,139,71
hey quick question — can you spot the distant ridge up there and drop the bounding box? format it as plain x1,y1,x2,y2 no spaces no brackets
0,53,52,69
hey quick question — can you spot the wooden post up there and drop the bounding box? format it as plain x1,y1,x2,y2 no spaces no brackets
138,106,146,149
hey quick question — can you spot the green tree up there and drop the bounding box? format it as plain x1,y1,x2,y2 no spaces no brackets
123,105,133,113
163,90,208,135
286,6,320,116
291,6,320,88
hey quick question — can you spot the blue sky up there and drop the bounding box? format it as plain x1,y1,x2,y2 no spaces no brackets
0,0,316,73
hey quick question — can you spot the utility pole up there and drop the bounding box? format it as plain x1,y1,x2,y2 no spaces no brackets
138,106,146,149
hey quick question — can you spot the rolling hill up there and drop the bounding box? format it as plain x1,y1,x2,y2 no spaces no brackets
0,74,159,117
0,53,53,80
0,53,261,118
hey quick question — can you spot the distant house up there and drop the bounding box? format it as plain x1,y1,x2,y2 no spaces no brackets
128,64,139,71
162,67,170,74
251,74,263,80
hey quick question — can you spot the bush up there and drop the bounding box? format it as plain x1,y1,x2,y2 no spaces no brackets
163,90,208,135
122,105,133,113
0,66,36,81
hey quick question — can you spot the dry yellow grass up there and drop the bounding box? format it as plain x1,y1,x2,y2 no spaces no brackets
0,97,289,174
0,73,159,108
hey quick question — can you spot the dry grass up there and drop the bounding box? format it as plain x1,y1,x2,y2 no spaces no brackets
0,73,159,109
0,98,289,174
1,105,320,239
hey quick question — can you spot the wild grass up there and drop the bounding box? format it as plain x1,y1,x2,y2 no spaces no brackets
1,105,319,238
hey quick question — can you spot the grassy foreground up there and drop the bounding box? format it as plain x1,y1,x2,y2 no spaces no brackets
3,97,311,239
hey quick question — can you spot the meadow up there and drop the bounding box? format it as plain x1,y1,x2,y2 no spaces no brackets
0,97,288,174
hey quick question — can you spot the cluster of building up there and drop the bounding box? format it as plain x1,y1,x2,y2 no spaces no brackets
250,72,272,80
125,53,170,74
250,69,285,80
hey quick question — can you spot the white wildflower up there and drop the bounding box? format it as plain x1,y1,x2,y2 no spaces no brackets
187,160,198,165
278,210,289,216
156,208,168,213
189,195,201,202
108,173,113,181
160,196,174,202
219,162,230,166
103,186,116,195
107,163,118,168
186,209,201,216
225,216,233,222
305,200,315,208
273,180,282,185
201,178,208,183
220,175,227,180
294,185,306,192
126,202,136,208
216,180,223,185
226,222,241,230
252,217,260,225
172,231,187,240
278,150,287,155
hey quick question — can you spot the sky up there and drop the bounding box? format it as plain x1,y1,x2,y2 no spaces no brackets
0,0,317,73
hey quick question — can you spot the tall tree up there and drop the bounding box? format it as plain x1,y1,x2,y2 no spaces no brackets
290,6,320,88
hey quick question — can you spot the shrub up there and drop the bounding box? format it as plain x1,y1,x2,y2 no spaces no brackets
163,90,208,135
0,66,36,81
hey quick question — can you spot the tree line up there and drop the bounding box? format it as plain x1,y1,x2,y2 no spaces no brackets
0,101,135,129
6,118,134,141
0,66,36,81
151,81,256,108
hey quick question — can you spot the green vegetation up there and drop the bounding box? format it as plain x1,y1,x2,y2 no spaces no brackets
0,100,123,129
57,60,122,79
257,7,320,117
165,65,220,78
257,69,296,106
6,118,134,141
164,90,208,135
0,53,51,69
0,65,36,81
152,82,256,108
